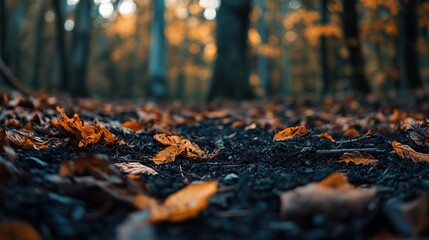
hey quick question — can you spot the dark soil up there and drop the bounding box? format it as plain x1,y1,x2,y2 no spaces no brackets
1,95,429,240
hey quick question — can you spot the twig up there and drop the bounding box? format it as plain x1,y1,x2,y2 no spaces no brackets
0,57,32,96
316,148,385,154
179,165,185,179
335,134,373,144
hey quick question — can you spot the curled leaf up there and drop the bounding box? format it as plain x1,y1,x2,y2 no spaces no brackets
344,129,360,137
318,132,335,142
52,106,123,147
148,181,218,223
0,129,48,150
122,120,143,132
338,152,378,166
273,126,309,141
152,134,219,165
281,172,375,221
114,162,158,176
392,140,429,163
407,122,429,147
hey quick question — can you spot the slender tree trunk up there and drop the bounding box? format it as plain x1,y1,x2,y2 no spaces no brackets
32,2,47,89
320,0,330,95
257,0,268,96
398,0,422,91
175,0,190,101
71,0,92,97
0,0,6,59
52,0,70,92
280,0,291,95
208,0,255,100
5,0,26,76
147,0,168,100
342,0,370,94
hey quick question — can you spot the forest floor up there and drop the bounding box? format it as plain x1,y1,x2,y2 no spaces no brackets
1,92,429,240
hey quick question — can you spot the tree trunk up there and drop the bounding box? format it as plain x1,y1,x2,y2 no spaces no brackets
0,0,6,59
71,0,92,97
257,0,268,96
147,0,168,100
280,0,291,95
208,0,255,100
4,0,26,76
342,0,370,94
398,0,422,91
52,0,70,92
320,0,330,95
32,2,47,89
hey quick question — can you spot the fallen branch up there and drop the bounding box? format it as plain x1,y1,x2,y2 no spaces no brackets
316,148,385,155
335,130,374,144
0,57,32,96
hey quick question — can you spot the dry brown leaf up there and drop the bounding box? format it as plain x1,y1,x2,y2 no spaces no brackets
122,120,143,132
281,172,375,220
273,126,309,141
0,220,42,240
392,140,429,163
59,154,122,182
52,106,124,147
338,152,378,165
114,162,158,176
0,129,48,150
407,122,429,147
149,181,218,223
152,134,218,165
318,132,335,142
344,129,360,137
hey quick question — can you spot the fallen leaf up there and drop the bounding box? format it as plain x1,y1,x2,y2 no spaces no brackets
0,220,42,240
114,162,158,176
122,120,143,132
344,129,360,137
338,152,378,165
407,122,429,147
0,129,48,150
318,132,335,142
149,181,218,223
273,126,309,141
281,172,375,221
392,140,429,163
152,134,218,165
52,106,124,147
59,154,122,183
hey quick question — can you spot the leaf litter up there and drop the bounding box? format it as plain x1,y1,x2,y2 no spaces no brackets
2,93,429,239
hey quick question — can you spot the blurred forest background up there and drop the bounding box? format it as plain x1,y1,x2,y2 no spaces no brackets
0,0,429,101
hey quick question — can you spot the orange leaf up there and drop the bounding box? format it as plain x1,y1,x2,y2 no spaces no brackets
152,134,218,164
273,126,309,141
317,132,335,142
151,145,185,165
0,220,42,240
0,129,48,150
281,172,375,220
52,106,123,147
338,152,378,165
122,120,143,132
392,140,429,163
149,181,218,223
59,154,121,181
114,162,158,176
344,129,360,137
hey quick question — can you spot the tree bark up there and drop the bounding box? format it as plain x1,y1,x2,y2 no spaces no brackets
71,0,92,97
52,0,70,92
280,0,291,95
398,0,422,91
0,0,6,59
342,0,370,94
321,0,330,95
147,0,168,100
257,0,268,96
207,0,255,101
32,2,47,89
